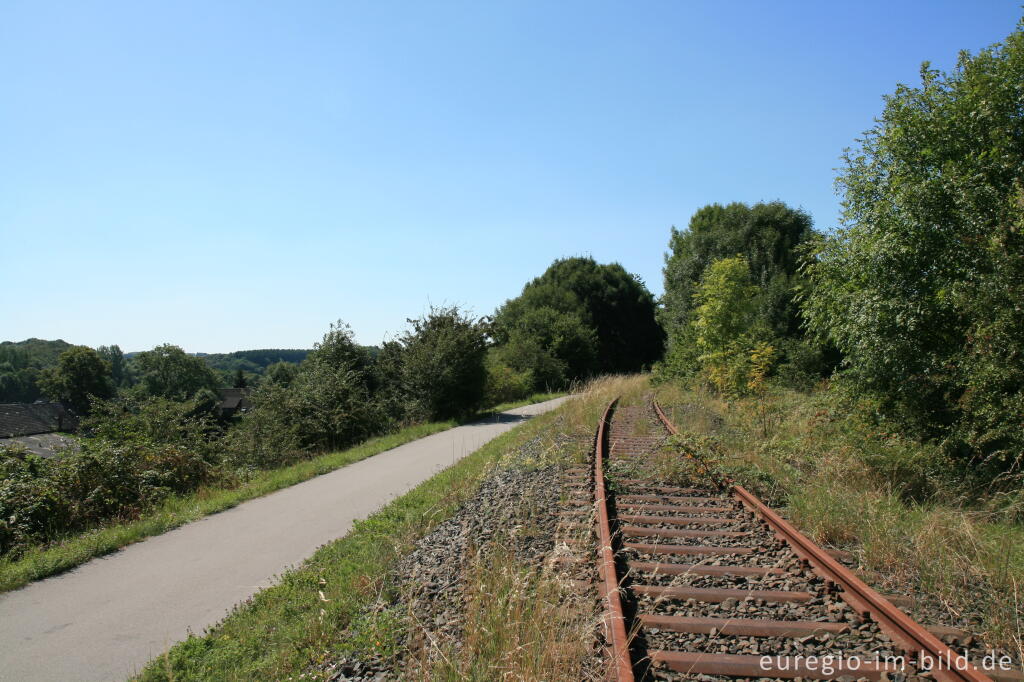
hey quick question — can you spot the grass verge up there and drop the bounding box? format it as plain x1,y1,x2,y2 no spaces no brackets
655,380,1024,659
0,420,456,594
134,393,572,681
0,393,564,595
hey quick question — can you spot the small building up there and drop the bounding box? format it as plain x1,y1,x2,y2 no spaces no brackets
0,402,80,458
216,388,252,419
0,402,78,438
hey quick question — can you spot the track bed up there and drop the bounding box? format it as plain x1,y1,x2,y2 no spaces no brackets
572,399,1023,682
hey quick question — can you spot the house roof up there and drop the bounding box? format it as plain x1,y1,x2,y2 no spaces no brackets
217,388,251,413
0,403,76,438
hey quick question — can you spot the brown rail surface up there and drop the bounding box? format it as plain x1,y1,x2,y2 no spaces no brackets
595,398,635,681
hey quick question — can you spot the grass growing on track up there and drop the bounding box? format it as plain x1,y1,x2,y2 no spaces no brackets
134,396,570,682
0,393,563,595
655,380,1024,659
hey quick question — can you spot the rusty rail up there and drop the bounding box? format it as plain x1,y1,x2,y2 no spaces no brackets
652,399,993,682
594,398,635,681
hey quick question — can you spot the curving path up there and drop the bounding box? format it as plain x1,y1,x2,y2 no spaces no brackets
0,397,566,681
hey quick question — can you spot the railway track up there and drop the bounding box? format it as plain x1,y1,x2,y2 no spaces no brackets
568,397,1022,682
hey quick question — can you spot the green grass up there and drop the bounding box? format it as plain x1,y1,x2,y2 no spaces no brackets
134,397,567,681
0,393,564,595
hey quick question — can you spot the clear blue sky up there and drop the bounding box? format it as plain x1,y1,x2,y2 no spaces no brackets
2,1,1020,352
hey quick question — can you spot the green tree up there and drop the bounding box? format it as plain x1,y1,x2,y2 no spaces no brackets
400,305,487,420
37,346,114,413
492,257,663,381
97,345,130,387
662,201,816,340
688,257,768,395
133,344,220,401
490,306,597,389
229,322,384,462
264,361,299,387
803,21,1024,471
692,257,760,356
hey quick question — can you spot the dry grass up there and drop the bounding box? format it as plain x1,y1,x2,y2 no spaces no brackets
655,380,1024,660
411,543,600,681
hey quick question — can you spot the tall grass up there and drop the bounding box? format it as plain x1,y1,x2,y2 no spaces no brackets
417,544,598,681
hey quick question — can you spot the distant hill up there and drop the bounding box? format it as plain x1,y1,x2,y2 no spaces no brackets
0,338,75,368
200,349,310,375
0,339,76,403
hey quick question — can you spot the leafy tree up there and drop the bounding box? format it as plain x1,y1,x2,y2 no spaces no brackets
0,339,74,402
687,257,771,395
232,369,247,389
37,346,114,413
662,201,816,339
803,21,1024,472
483,349,535,405
264,361,299,387
490,306,597,389
97,345,130,387
399,305,487,420
229,322,384,462
493,257,663,382
369,340,408,423
133,344,220,401
692,257,761,355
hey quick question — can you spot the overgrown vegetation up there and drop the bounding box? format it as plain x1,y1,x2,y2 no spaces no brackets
0,299,570,576
803,22,1024,477
657,200,836,394
646,17,1024,661
655,381,1024,658
0,419,454,593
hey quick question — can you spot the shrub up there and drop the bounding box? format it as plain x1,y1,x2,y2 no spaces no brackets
483,352,534,406
399,305,488,421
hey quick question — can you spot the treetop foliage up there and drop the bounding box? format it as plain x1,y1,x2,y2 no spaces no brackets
493,256,663,385
37,346,114,414
133,344,221,402
662,201,816,339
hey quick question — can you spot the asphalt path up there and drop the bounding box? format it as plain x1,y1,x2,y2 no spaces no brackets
0,397,566,681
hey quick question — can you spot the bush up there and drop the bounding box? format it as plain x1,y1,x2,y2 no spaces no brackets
399,305,488,421
226,322,386,467
802,23,1024,474
0,438,212,558
483,352,534,406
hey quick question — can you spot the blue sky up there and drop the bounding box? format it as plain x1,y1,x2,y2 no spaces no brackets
2,1,1020,352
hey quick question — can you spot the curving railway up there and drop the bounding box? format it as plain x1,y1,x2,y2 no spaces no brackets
563,397,1023,682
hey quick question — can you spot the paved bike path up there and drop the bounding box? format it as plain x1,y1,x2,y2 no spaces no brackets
0,397,566,681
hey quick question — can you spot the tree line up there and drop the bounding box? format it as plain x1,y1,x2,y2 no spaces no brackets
0,257,662,557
